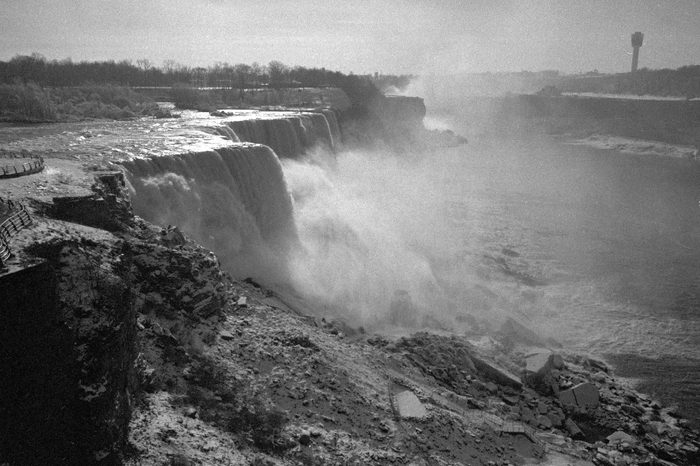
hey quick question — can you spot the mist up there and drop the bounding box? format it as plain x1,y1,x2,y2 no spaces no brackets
282,149,439,324
279,141,536,332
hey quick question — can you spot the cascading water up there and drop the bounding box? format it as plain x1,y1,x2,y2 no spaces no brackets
281,149,454,325
122,144,296,282
121,111,339,285
223,111,336,158
321,109,342,145
213,125,240,142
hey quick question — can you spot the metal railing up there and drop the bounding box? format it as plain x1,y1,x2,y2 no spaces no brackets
0,199,33,266
0,155,45,179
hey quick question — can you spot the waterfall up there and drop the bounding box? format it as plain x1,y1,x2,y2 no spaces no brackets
122,110,341,281
222,111,337,158
122,144,297,281
321,109,342,145
213,125,240,142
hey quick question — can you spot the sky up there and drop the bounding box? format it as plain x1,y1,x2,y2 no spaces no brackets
1,0,699,75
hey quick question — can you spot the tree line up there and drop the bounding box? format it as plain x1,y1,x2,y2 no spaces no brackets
0,54,410,108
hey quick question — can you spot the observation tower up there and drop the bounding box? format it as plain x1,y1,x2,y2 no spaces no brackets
631,32,644,72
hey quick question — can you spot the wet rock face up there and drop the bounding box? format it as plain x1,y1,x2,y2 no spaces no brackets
0,262,66,464
1,210,233,465
1,240,137,465
127,238,228,321
51,242,138,465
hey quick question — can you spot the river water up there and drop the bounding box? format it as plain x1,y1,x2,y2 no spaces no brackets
426,123,700,426
284,115,700,427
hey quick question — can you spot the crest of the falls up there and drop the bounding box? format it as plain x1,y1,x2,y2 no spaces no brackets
221,111,339,158
213,125,240,142
123,144,297,281
120,110,340,282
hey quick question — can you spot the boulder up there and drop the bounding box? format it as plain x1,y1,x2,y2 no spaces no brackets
607,431,636,445
471,355,522,389
524,350,553,373
523,350,564,395
559,382,599,409
393,390,427,419
524,350,565,375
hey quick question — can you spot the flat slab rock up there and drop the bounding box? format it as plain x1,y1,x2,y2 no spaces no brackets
393,390,428,419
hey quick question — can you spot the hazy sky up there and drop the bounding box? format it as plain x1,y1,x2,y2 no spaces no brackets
1,0,699,74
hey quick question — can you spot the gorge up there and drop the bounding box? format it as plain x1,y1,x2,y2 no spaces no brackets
0,92,699,465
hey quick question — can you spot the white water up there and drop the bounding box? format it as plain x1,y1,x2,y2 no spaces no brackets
223,110,339,158
123,144,296,282
122,110,339,281
283,149,454,324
